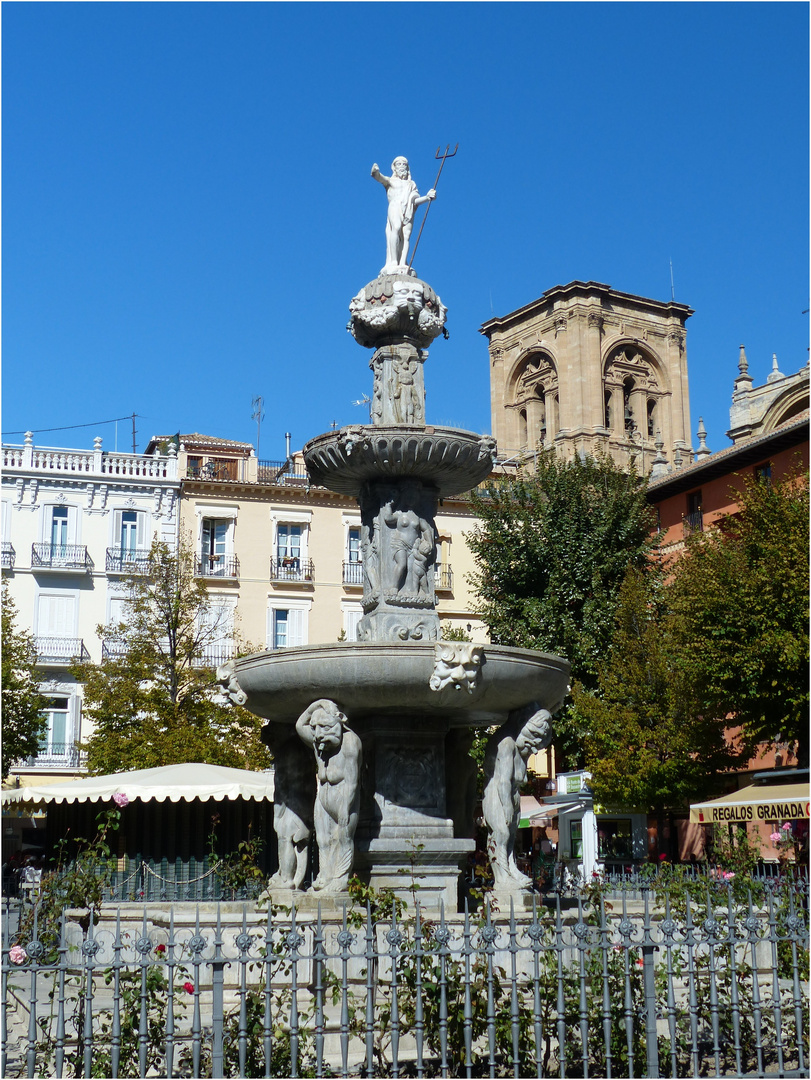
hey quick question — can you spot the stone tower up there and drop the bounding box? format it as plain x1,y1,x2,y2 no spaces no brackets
481,281,694,474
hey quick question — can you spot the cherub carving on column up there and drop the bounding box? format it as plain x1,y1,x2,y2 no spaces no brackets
383,484,435,595
482,704,553,889
264,726,316,891
296,699,362,893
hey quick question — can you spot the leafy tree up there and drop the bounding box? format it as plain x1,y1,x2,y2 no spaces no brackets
575,569,742,850
1,585,47,777
75,539,270,775
467,451,657,767
668,468,809,766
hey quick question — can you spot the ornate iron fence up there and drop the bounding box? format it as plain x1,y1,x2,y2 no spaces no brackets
2,880,807,1078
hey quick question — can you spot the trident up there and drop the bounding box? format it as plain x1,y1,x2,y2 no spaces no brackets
408,143,458,270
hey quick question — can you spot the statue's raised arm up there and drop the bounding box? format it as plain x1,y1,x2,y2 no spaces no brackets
371,156,436,274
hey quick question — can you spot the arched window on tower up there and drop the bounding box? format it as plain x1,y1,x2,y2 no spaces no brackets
519,408,528,447
605,390,613,430
647,399,657,437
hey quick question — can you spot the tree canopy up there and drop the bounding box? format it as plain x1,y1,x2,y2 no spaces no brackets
668,468,809,766
467,451,657,766
1,585,47,778
76,539,270,775
575,568,742,816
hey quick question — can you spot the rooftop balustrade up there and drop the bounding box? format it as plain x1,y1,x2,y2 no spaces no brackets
3,438,177,480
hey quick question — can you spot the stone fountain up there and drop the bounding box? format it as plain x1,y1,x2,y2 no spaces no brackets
219,156,570,912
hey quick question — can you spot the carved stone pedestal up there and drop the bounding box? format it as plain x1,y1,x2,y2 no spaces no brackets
354,837,475,914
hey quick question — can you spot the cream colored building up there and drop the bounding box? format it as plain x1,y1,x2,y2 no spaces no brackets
143,434,489,662
481,280,694,474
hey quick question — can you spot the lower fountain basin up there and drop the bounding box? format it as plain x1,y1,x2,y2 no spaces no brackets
233,641,570,726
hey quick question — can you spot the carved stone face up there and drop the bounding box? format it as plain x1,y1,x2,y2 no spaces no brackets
393,279,424,311
310,708,344,755
392,157,409,178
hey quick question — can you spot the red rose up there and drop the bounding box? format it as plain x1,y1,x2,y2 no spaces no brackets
155,944,166,954
183,982,194,994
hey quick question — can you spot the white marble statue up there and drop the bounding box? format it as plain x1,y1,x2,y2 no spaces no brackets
482,704,553,889
371,157,436,273
296,699,362,893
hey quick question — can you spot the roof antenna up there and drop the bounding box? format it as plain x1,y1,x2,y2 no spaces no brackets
285,431,291,462
251,395,265,455
669,258,675,302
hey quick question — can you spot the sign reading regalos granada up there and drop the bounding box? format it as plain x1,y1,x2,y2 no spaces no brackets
695,800,810,824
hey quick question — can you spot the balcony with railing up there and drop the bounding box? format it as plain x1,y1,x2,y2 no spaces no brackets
22,742,87,770
342,560,363,586
194,554,240,580
1,542,15,571
35,637,91,666
682,510,704,536
435,565,454,592
193,643,237,670
101,640,129,662
270,557,315,585
31,543,94,573
106,547,152,574
257,459,310,487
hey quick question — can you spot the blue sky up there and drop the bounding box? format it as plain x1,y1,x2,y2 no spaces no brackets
3,2,808,461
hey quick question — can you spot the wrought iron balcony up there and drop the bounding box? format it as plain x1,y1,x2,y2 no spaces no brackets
23,743,87,769
271,557,315,584
435,565,454,591
194,554,240,579
32,543,94,573
35,637,91,666
257,460,310,487
101,640,129,662
106,547,152,574
193,644,237,669
682,510,704,536
342,560,363,585
1,542,15,570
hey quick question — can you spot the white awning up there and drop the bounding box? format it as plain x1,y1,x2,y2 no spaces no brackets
519,795,545,828
1,763,275,807
528,801,585,827
689,782,809,825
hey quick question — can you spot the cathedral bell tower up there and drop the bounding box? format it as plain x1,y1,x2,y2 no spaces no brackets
481,281,693,474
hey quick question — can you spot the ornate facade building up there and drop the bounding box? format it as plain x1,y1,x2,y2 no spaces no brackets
481,280,693,474
1,433,179,792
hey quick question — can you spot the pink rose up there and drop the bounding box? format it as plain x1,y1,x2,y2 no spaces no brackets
183,982,194,994
770,832,782,844
9,945,27,965
112,793,129,808
781,823,792,831
723,871,735,881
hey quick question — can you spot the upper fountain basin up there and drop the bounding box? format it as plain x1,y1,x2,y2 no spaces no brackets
304,425,498,498
232,641,570,727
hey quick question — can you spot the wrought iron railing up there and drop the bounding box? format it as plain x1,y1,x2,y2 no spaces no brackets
101,640,128,661
21,742,87,769
1,542,15,570
257,459,310,486
435,564,453,591
34,636,91,666
270,557,315,583
192,644,237,669
3,879,808,1078
682,509,704,535
342,560,363,585
105,547,152,573
31,543,94,572
194,554,240,579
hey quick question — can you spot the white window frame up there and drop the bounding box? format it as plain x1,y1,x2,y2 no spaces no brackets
35,589,80,638
41,502,80,546
266,598,311,649
341,601,363,642
109,506,150,553
270,510,312,564
195,505,238,575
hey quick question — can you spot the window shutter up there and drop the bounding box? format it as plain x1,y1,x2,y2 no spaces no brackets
37,594,76,637
136,511,148,548
288,608,307,647
345,609,362,641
